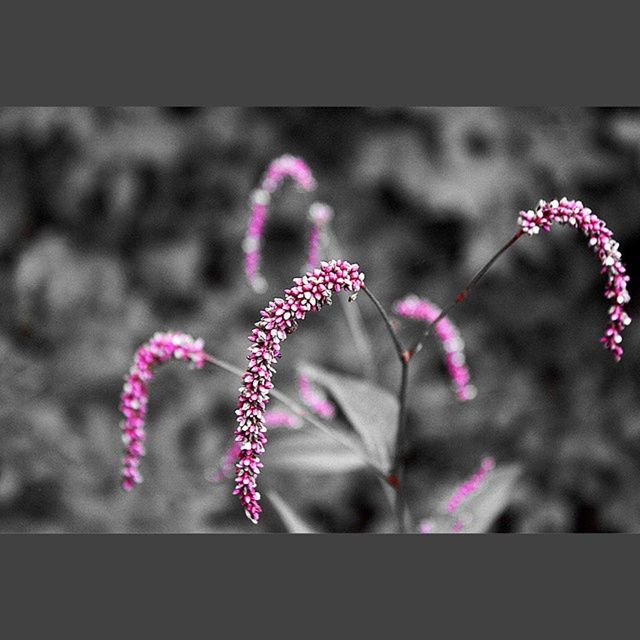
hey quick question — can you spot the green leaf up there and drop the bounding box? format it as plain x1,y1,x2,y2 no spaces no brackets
266,429,367,474
298,363,398,472
267,491,317,533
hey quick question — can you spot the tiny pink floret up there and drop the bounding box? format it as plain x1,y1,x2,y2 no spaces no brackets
518,198,631,361
244,155,317,292
394,295,475,401
234,259,364,523
119,332,207,490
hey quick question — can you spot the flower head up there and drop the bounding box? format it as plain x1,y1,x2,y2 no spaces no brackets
119,332,207,490
394,295,475,401
297,373,336,420
234,259,364,523
244,155,317,293
518,198,631,361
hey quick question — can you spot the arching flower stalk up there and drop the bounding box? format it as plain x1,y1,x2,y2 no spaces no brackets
235,260,364,523
297,373,336,420
518,198,631,361
210,410,301,484
394,295,475,401
119,332,207,490
306,202,334,270
243,155,317,293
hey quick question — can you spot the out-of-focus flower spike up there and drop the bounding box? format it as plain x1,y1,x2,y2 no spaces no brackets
518,198,631,361
305,202,334,270
119,332,207,490
234,259,365,523
297,373,336,420
447,456,495,514
393,295,475,401
244,155,317,293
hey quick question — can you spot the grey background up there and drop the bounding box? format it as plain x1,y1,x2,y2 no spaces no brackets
0,106,638,532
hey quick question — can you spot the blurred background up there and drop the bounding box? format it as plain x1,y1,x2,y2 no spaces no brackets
0,106,638,533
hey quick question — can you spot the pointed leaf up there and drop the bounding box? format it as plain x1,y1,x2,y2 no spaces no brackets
299,363,398,472
267,491,317,533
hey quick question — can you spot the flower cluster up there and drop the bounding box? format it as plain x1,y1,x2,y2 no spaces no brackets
518,198,631,361
119,332,207,490
235,260,364,523
306,202,334,270
297,373,336,420
447,457,495,514
394,295,475,401
210,410,300,484
244,155,317,293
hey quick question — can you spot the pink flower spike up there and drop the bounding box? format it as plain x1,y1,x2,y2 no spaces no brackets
393,295,476,401
243,155,317,293
306,202,334,270
119,332,207,490
297,373,336,420
518,198,631,361
234,259,365,523
446,456,495,515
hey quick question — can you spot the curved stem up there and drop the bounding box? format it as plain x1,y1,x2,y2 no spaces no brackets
409,230,524,358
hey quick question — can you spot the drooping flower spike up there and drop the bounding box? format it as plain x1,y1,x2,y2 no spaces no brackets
305,202,334,270
518,198,631,361
119,332,207,490
297,373,336,420
210,410,301,484
393,295,475,401
244,155,317,293
235,259,364,523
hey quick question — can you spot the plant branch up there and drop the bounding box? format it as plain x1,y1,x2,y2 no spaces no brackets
409,230,524,358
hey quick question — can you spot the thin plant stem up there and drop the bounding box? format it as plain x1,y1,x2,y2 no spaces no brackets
361,284,412,532
325,229,377,378
409,230,524,358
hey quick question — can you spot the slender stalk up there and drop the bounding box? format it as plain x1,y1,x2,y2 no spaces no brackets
361,284,412,532
326,229,377,378
203,354,388,483
409,230,524,358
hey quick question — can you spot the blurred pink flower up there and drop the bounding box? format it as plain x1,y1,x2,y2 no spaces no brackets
518,198,631,361
447,457,495,514
297,373,336,420
306,202,334,270
244,155,316,293
119,332,207,491
394,295,475,401
234,259,364,523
